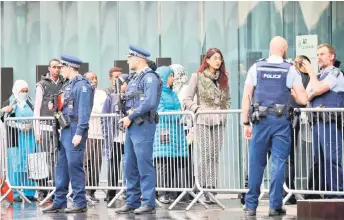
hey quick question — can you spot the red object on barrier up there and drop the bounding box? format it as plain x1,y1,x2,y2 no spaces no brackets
0,178,14,203
57,93,64,111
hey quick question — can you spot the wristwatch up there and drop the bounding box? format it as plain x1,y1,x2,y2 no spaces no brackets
243,121,250,126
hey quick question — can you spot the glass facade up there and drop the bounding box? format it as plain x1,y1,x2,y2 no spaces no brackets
0,1,343,107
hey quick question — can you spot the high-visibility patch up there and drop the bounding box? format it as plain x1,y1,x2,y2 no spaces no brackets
146,77,153,84
82,85,87,92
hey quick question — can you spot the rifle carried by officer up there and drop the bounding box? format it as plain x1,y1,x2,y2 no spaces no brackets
122,84,158,126
51,93,71,151
52,94,60,151
114,78,126,131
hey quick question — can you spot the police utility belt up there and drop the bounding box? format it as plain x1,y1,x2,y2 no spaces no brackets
249,103,294,124
126,109,159,125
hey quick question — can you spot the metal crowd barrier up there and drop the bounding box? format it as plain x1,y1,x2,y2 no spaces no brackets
187,110,273,211
153,111,207,210
2,109,344,210
0,112,202,210
283,108,344,203
1,116,56,205
85,113,126,208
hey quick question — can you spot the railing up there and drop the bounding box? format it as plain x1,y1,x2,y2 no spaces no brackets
1,108,343,211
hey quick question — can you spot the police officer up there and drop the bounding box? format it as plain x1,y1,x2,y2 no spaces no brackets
115,45,162,215
306,43,344,198
241,36,308,217
42,55,94,213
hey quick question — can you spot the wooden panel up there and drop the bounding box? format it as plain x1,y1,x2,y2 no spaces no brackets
297,200,344,220
336,202,344,219
311,201,337,219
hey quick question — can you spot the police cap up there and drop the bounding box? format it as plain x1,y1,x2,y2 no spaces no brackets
127,45,150,59
58,55,83,69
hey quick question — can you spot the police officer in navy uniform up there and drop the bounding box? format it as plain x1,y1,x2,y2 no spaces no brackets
115,45,162,215
306,43,344,198
42,55,94,213
241,36,308,217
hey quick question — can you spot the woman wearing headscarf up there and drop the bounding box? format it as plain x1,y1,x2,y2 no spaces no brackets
0,80,37,202
183,48,230,203
154,66,188,204
170,64,189,104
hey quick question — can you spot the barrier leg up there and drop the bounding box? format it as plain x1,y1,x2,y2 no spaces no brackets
0,188,12,203
156,198,163,208
283,192,293,205
15,189,31,204
86,194,96,206
295,193,304,200
186,191,209,211
0,180,13,203
258,192,266,201
206,192,225,210
189,191,208,208
107,188,124,208
38,189,56,206
169,190,187,210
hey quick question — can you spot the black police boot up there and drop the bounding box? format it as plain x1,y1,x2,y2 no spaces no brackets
115,204,136,214
64,205,88,213
134,205,156,214
42,204,65,213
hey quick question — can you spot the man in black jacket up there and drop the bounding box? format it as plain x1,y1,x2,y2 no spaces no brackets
33,59,64,202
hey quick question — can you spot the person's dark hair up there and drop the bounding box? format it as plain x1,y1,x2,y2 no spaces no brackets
198,48,229,89
48,58,60,66
147,59,157,71
108,66,123,77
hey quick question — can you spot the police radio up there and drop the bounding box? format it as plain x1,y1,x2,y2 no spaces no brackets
248,96,260,124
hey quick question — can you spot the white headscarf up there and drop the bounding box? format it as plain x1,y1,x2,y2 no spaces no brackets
170,64,188,92
12,80,29,107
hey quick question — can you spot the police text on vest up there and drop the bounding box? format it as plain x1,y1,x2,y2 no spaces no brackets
262,74,281,79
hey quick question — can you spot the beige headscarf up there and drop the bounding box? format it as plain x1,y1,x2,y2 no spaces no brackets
12,80,29,107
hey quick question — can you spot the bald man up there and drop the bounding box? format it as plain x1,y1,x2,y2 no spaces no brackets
241,36,308,217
